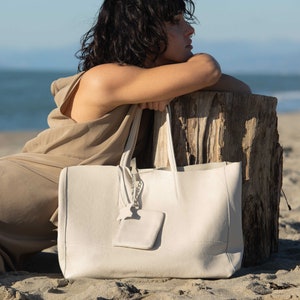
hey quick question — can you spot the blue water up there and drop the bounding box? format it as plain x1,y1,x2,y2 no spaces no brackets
238,73,300,114
0,69,299,130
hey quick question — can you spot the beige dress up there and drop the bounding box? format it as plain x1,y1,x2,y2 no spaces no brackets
0,72,152,271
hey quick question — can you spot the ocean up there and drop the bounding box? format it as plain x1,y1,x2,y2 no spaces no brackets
0,69,299,130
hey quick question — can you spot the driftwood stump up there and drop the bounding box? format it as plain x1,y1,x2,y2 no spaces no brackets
151,91,283,267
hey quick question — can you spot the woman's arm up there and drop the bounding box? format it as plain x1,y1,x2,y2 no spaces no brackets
68,53,221,122
138,74,251,112
203,74,252,93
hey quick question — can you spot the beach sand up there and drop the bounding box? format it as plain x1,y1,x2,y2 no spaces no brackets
0,113,299,299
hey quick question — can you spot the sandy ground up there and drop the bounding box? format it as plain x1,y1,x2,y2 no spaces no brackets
0,113,299,299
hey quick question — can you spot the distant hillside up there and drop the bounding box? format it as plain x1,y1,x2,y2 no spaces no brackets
0,39,299,74
196,39,300,74
0,45,79,72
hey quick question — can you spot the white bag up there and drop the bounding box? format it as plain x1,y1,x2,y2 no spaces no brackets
58,106,243,279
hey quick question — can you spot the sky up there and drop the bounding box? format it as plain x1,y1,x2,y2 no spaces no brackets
1,0,299,72
196,0,300,42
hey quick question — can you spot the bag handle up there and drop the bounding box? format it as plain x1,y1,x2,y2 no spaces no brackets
120,105,177,171
120,107,143,167
165,105,177,172
118,105,178,219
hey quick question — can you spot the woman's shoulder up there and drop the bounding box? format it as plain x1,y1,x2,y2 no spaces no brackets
81,63,140,87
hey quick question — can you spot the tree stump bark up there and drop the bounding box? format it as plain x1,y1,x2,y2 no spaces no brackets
151,91,283,267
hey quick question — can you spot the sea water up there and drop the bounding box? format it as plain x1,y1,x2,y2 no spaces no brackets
0,69,299,130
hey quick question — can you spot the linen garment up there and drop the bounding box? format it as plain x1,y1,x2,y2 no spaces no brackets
0,72,151,271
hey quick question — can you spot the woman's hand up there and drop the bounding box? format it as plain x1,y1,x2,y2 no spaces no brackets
203,74,252,93
139,99,172,111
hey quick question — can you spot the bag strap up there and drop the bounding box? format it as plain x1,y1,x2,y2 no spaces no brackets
120,107,143,167
119,105,177,171
165,105,178,172
118,105,178,219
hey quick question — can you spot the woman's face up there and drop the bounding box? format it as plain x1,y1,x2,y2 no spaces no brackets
156,14,195,66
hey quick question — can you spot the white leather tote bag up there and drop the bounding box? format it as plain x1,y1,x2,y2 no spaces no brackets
58,106,243,279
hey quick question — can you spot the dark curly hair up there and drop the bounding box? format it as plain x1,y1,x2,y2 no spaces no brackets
77,0,196,71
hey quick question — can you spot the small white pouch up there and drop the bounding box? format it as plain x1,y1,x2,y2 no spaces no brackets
113,209,165,250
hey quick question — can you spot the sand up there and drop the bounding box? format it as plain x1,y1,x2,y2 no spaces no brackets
0,113,299,299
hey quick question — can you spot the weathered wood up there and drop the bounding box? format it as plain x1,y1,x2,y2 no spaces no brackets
151,91,283,267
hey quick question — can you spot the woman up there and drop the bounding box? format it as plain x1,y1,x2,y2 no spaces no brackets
0,0,250,272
